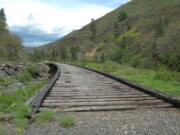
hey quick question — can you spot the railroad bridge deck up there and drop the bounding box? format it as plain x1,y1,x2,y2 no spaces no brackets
41,64,172,112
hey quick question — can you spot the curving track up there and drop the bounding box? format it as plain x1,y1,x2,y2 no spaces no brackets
40,64,173,112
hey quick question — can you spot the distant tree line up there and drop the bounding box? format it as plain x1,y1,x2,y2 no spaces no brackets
30,45,80,62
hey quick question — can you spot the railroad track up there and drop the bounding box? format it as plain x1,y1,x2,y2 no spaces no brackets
34,64,179,112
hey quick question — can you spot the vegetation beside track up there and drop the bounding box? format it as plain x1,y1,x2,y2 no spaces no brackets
34,109,75,128
0,64,48,134
0,81,46,134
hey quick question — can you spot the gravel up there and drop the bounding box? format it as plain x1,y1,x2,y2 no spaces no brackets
25,108,180,135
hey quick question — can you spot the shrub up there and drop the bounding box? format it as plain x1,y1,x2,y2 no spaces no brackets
0,76,15,86
137,57,157,69
155,68,175,82
59,115,75,128
36,109,55,125
109,47,124,64
117,30,140,43
0,81,45,113
15,104,31,118
102,61,120,73
17,72,32,83
14,117,28,129
128,54,142,68
118,12,128,22
26,64,39,78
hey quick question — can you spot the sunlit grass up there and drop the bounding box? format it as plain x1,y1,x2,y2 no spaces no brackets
35,109,55,125
59,115,75,128
0,81,46,113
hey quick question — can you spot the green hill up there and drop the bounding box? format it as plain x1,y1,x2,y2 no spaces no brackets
39,0,180,71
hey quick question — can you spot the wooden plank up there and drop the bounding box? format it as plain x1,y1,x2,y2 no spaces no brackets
46,104,172,112
53,84,132,88
51,88,141,92
49,91,144,95
48,93,148,97
41,99,166,107
50,90,141,94
43,97,157,103
46,94,151,99
52,86,134,90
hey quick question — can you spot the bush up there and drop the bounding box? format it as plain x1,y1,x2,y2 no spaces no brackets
109,47,123,63
36,109,55,125
137,57,157,69
59,115,75,128
15,104,31,118
118,12,128,22
86,63,102,71
17,72,32,83
14,117,28,128
154,67,178,82
128,54,142,68
0,82,45,113
26,64,39,78
102,61,120,73
0,76,15,86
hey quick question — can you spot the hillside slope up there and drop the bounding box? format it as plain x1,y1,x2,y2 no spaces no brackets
39,0,180,71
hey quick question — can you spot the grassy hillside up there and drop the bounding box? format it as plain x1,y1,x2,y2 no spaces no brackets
38,0,180,71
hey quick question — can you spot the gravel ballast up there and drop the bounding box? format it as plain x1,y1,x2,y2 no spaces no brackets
25,108,180,135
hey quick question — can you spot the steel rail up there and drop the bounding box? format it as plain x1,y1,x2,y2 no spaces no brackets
26,63,60,119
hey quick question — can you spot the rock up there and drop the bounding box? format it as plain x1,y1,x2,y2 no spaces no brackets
37,64,50,79
5,67,16,75
0,113,15,122
0,63,25,77
0,70,6,77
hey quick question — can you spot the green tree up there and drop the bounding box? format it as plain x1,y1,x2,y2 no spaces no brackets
118,12,127,22
113,22,119,38
90,18,97,40
155,18,164,37
50,49,58,60
59,46,68,61
31,49,44,62
70,46,79,61
0,8,7,32
100,52,105,62
0,8,6,22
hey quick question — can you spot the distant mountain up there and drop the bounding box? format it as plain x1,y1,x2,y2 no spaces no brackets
39,0,180,71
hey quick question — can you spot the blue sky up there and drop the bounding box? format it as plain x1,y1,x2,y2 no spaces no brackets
0,0,130,47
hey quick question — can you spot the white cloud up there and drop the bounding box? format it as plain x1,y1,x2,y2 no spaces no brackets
1,0,112,34
0,0,128,46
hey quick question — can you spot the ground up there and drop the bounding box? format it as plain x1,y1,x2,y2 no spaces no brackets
26,108,180,135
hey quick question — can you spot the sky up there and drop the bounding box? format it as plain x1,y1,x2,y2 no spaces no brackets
0,0,130,47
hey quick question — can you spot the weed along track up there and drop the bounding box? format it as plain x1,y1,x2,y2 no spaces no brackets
28,64,180,113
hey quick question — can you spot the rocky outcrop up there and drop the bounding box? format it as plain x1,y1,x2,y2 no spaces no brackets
35,63,50,80
0,63,50,92
0,63,25,77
